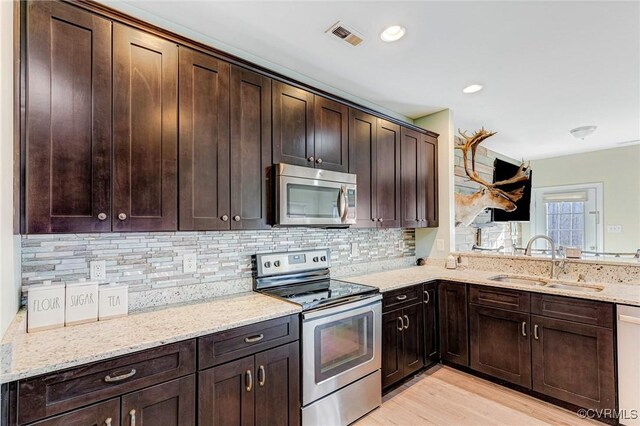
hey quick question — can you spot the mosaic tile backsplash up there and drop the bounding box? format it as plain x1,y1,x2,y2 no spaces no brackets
21,228,416,305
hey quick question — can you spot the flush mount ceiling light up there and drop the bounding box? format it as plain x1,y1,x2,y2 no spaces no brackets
570,125,597,140
462,84,483,94
380,25,406,42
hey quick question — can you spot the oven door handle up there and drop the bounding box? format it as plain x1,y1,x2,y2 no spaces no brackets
302,294,382,321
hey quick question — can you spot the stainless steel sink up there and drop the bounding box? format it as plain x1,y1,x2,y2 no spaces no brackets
544,282,604,292
488,275,548,286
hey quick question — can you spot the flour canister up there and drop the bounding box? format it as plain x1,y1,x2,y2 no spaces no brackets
65,280,99,326
27,281,65,333
99,283,128,320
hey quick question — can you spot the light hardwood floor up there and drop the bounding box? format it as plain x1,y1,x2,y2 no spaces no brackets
356,366,600,426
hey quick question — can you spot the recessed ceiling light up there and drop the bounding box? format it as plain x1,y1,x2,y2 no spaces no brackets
380,25,406,42
570,125,597,140
462,84,483,94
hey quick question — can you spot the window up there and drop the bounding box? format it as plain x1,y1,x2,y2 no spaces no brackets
545,201,585,248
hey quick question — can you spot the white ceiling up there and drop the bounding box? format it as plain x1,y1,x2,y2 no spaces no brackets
110,1,640,160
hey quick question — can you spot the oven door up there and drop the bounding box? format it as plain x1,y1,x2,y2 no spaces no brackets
277,174,356,226
302,295,382,405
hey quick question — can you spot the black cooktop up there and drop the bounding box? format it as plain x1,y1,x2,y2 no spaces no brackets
261,279,378,311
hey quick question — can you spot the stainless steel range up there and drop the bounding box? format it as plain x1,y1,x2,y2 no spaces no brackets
254,249,382,426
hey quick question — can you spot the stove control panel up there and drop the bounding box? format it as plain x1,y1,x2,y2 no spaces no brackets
255,249,330,277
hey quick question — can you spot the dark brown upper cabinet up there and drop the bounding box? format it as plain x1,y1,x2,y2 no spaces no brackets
272,81,314,167
273,81,348,172
400,128,422,228
230,66,272,230
401,128,438,228
113,24,178,232
25,1,112,233
178,47,230,231
375,119,401,228
423,134,439,227
349,111,401,228
313,97,349,172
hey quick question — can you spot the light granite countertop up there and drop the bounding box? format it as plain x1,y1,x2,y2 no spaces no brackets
343,265,640,306
0,292,300,384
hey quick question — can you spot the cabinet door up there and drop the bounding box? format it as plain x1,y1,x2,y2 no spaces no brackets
423,283,439,367
469,305,531,388
113,24,178,231
531,315,615,411
29,398,119,426
230,66,272,230
375,119,401,228
178,47,230,230
121,376,195,426
422,135,439,227
438,282,469,366
348,109,377,227
402,304,425,378
400,127,422,228
199,356,254,426
382,309,404,389
254,343,300,426
25,1,111,233
313,97,348,172
272,81,314,167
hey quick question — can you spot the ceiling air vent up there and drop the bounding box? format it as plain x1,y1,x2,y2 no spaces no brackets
326,21,364,47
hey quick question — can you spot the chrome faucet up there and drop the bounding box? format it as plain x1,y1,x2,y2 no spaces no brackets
524,235,564,279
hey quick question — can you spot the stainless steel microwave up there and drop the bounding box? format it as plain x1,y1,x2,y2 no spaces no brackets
275,163,357,226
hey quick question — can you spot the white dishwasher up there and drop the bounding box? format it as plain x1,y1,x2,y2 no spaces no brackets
618,304,640,426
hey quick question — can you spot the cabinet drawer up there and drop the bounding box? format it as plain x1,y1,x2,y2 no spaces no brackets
469,285,530,313
198,315,299,369
383,285,422,312
18,340,196,425
530,293,613,328
27,398,120,426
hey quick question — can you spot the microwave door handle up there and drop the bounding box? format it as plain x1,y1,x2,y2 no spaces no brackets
338,186,347,222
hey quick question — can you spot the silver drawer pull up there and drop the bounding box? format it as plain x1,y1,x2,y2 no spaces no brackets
104,369,137,383
396,295,407,301
403,315,409,330
244,334,264,343
105,418,112,426
424,291,430,304
258,365,266,387
397,317,404,331
521,321,527,337
246,369,253,392
534,324,540,340
129,409,136,426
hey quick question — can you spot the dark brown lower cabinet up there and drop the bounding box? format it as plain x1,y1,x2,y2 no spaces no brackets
423,283,438,367
121,375,196,426
438,282,468,366
469,305,531,388
382,303,424,389
199,342,300,426
28,398,119,426
531,315,615,411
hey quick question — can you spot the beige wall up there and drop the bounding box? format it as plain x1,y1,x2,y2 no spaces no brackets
1,0,20,338
527,145,640,253
414,109,455,259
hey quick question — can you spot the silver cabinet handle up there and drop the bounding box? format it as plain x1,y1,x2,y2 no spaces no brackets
118,213,127,221
397,317,404,331
129,409,136,426
316,158,323,164
534,324,540,340
258,365,266,387
105,418,112,426
244,334,264,343
233,215,241,222
403,315,409,330
424,291,430,304
619,314,640,325
337,186,347,222
521,322,527,337
104,369,136,383
378,218,383,222
371,218,377,221
396,294,407,301
307,156,314,162
98,213,107,221
221,215,228,221
246,369,253,392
